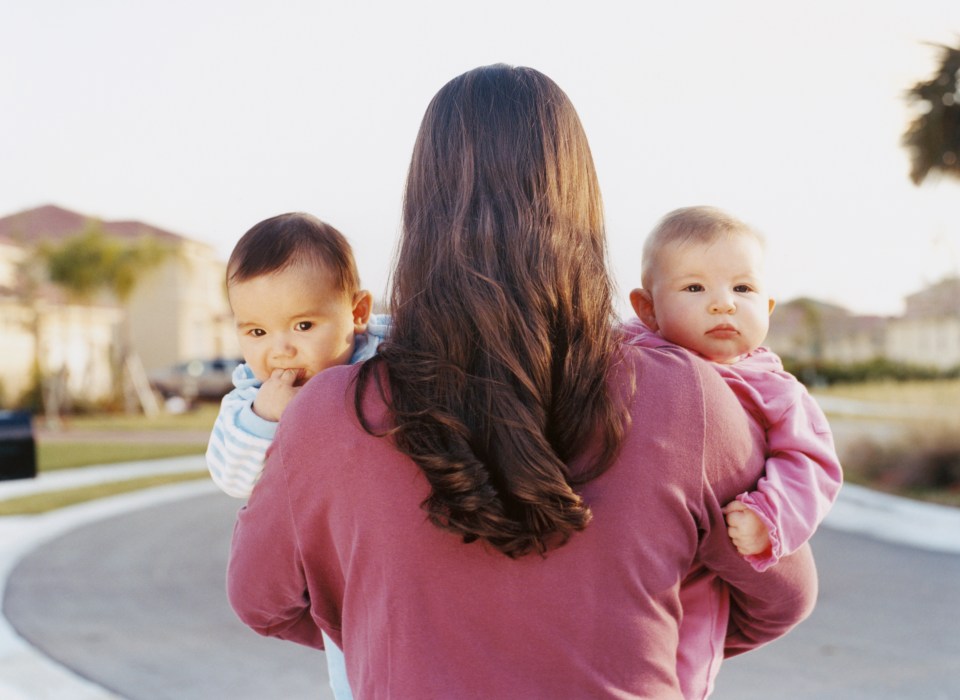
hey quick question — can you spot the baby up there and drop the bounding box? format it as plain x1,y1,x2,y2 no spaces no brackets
206,212,387,700
623,205,842,699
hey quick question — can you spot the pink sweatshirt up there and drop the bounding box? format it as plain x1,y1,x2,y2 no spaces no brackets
623,318,842,698
228,344,818,699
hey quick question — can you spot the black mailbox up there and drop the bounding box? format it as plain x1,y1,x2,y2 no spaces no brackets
0,411,37,481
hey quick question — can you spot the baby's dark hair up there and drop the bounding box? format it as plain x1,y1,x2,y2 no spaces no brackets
227,212,360,295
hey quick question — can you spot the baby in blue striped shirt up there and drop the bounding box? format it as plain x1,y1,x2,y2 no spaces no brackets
206,211,387,700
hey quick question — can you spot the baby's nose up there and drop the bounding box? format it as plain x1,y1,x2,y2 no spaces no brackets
709,296,736,313
271,336,296,355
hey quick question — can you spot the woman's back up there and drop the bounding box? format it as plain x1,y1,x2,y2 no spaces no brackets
227,64,818,699
228,343,814,698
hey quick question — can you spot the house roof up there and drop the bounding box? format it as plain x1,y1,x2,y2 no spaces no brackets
0,204,187,248
904,276,960,318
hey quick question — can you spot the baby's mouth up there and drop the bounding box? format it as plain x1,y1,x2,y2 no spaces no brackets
706,324,739,337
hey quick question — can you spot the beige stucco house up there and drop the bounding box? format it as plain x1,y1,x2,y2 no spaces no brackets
886,277,960,370
0,204,236,408
766,299,887,364
766,278,960,371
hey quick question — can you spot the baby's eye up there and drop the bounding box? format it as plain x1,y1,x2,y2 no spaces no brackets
295,321,314,331
734,284,753,293
684,284,704,293
248,328,266,338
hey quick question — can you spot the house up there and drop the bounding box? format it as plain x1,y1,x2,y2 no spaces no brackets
767,278,960,371
886,277,960,370
0,204,237,408
766,298,888,364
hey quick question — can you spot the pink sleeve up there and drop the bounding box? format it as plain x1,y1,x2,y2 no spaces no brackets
737,386,843,571
691,361,819,657
227,425,331,651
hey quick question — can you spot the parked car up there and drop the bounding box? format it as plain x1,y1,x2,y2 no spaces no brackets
148,357,243,401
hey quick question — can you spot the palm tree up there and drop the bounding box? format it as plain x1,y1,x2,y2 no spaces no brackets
11,254,46,411
903,40,960,185
36,222,171,414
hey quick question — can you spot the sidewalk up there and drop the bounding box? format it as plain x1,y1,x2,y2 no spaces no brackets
0,458,959,699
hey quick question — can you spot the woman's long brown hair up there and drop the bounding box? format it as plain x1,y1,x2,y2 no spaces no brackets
357,64,627,557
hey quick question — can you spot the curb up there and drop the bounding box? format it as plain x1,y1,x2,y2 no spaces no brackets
824,482,960,553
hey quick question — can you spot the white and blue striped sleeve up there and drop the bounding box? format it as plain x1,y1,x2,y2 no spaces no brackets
205,364,277,499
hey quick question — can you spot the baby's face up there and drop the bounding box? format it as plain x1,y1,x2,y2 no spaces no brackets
645,235,774,364
228,263,361,384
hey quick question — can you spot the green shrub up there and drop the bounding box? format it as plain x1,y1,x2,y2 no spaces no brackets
782,357,959,386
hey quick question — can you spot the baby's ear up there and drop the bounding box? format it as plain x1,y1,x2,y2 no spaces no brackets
352,290,374,332
629,288,659,331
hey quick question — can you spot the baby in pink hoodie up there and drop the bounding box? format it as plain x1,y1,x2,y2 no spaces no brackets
624,205,842,699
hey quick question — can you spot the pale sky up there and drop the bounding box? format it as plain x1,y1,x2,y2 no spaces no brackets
3,0,960,317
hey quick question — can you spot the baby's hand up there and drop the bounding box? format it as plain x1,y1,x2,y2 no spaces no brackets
722,501,771,557
252,369,303,422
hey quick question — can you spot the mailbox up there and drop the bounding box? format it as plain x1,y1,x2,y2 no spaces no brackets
0,411,37,481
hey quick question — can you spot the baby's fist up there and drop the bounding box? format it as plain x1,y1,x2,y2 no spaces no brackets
722,501,771,557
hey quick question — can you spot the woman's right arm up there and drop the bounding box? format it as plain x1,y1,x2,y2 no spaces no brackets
226,412,330,651
691,360,819,657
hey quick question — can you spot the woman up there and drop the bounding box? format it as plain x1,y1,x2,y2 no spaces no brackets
228,64,817,698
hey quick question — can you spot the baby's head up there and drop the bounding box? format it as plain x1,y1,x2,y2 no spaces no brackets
629,206,775,364
226,213,373,384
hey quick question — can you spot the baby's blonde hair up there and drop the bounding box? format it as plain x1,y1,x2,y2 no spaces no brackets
640,205,764,289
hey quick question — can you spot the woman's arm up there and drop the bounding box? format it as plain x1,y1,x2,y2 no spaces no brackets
723,545,818,656
226,418,329,650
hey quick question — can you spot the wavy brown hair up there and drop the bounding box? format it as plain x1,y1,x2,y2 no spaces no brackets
357,64,628,557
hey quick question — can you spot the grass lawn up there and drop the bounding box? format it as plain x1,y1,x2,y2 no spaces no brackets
813,379,960,508
813,378,960,411
47,403,221,432
34,402,214,471
38,442,206,471
0,471,209,516
0,404,216,515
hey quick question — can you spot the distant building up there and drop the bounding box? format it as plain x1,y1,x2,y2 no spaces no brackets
767,278,960,371
886,277,960,370
0,204,237,407
766,298,887,364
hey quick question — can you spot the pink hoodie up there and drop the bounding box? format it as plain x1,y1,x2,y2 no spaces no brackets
623,318,841,698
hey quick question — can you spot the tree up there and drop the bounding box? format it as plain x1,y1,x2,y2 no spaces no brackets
39,222,169,304
36,222,172,414
903,40,960,185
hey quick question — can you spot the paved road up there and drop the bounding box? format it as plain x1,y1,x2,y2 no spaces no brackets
4,491,960,700
712,529,960,699
4,492,332,700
